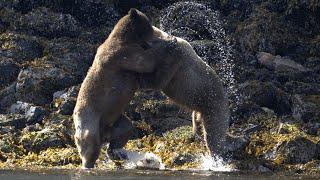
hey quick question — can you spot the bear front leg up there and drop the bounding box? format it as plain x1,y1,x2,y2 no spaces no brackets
106,114,133,161
74,113,102,168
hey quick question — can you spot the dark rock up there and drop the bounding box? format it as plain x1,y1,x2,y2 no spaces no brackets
14,7,80,38
52,85,80,115
0,114,27,129
292,94,320,123
239,81,292,115
10,0,119,27
0,57,19,89
0,32,43,62
278,137,318,164
0,83,17,113
305,57,320,73
235,6,298,55
15,66,75,106
284,81,320,95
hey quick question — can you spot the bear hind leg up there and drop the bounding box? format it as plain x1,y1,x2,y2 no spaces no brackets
107,114,133,161
192,111,204,140
201,108,229,157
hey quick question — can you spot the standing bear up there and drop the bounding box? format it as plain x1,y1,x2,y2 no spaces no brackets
140,26,230,157
73,9,176,168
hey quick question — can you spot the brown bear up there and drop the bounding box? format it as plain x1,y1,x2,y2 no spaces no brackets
140,26,230,157
73,9,176,168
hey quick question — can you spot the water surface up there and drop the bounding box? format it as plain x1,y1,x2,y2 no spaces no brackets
0,169,318,180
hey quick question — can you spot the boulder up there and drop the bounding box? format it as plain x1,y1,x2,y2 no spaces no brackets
257,52,310,72
16,66,74,105
9,101,47,124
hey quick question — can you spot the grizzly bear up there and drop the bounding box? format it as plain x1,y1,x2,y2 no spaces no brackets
141,26,230,157
73,9,176,168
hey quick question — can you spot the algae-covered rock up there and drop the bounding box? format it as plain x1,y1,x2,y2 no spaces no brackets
277,136,318,164
0,32,43,62
20,114,74,152
43,38,96,82
14,7,80,38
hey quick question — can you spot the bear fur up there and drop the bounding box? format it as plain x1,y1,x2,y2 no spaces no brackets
73,9,176,168
141,27,230,157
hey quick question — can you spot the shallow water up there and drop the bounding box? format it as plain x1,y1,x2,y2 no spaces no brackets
0,169,318,180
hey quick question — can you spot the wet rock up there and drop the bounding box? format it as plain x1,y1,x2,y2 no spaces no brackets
292,94,320,123
172,153,196,166
0,32,43,62
0,58,19,89
16,66,74,105
14,7,80,38
225,133,249,154
239,81,292,115
10,101,47,123
52,85,80,115
277,137,318,164
257,52,310,72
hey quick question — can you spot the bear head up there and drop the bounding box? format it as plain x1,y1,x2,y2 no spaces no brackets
110,8,154,44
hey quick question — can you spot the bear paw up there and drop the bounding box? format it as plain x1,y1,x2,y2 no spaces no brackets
107,148,128,161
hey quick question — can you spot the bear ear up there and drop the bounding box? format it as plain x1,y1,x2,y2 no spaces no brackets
128,8,138,17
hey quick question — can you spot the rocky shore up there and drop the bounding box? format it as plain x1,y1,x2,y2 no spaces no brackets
0,0,319,174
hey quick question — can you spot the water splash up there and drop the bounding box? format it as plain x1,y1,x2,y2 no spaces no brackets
159,1,241,122
198,154,234,172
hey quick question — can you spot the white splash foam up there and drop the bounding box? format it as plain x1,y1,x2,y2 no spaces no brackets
198,154,234,172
